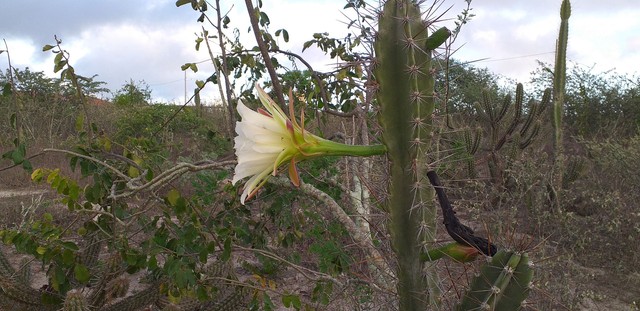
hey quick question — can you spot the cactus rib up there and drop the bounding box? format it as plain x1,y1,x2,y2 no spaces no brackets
458,250,533,310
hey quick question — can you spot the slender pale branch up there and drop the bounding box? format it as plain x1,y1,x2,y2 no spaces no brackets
268,177,395,291
43,148,130,180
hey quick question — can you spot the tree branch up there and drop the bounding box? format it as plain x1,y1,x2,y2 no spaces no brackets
243,0,286,107
269,177,395,290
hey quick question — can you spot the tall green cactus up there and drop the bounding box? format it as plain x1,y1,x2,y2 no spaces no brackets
471,84,550,184
551,0,571,211
458,250,533,310
553,0,570,156
374,0,449,308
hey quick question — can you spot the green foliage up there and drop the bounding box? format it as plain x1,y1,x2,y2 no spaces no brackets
436,59,503,114
1,138,32,171
112,103,230,156
113,79,151,107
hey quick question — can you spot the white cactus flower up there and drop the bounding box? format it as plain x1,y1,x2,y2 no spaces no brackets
232,84,386,204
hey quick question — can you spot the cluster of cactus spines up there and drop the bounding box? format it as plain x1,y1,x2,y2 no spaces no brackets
99,280,162,311
161,303,183,311
458,250,533,311
17,257,32,285
87,252,125,307
0,247,16,277
375,0,450,308
106,275,130,300
63,290,90,311
200,260,247,310
153,260,246,311
79,232,103,273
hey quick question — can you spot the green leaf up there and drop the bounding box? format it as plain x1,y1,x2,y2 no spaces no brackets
282,294,301,309
22,159,32,172
195,80,205,89
31,168,45,182
263,292,275,311
61,241,79,251
302,41,313,52
54,60,67,73
42,44,55,51
221,237,232,261
62,249,75,265
36,246,47,255
74,263,90,283
259,12,270,26
174,197,187,214
11,147,25,164
175,0,192,7
75,114,85,132
166,189,180,206
9,113,16,129
43,213,54,222
54,52,63,64
148,255,158,269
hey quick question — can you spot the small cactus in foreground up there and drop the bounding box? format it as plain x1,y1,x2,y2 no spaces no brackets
458,250,533,311
62,290,89,311
63,290,89,311
106,276,130,300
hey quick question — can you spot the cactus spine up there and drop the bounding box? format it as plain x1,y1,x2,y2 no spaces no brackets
458,250,533,310
63,290,89,311
375,0,449,308
474,84,549,184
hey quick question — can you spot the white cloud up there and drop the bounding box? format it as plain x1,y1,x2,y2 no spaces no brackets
2,0,639,103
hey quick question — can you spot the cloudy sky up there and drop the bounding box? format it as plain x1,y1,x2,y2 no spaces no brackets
1,0,638,104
